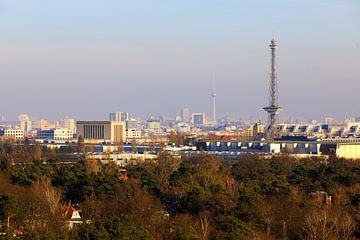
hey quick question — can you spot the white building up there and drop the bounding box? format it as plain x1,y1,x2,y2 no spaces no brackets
37,128,74,141
126,128,142,139
0,128,24,139
175,122,191,133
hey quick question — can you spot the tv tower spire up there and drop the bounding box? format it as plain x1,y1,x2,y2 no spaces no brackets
263,37,282,140
211,74,217,126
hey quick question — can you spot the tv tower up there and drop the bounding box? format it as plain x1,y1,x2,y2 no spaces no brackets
263,37,282,140
211,75,217,125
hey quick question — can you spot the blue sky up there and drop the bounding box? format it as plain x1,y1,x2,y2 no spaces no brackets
0,0,359,121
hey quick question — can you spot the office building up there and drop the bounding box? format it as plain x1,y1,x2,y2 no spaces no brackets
192,113,206,127
76,121,125,144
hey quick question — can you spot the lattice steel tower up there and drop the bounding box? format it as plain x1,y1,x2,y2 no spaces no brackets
263,38,282,140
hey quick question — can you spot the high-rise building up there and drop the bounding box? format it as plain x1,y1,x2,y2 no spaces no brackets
76,121,125,144
192,113,206,127
64,117,76,132
181,108,191,123
109,112,129,122
18,114,32,132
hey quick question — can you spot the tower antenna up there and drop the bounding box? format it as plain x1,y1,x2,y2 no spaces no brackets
263,38,283,140
212,73,217,126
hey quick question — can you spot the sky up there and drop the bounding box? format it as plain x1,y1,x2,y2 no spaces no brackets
0,0,359,121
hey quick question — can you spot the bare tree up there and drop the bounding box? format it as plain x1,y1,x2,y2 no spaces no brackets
196,211,212,240
304,208,337,240
336,213,355,240
32,177,63,215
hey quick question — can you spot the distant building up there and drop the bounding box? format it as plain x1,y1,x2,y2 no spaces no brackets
126,128,142,139
126,118,139,129
175,122,191,133
309,191,332,206
0,128,24,139
37,128,74,141
109,112,128,122
64,117,76,132
64,203,87,229
18,114,32,132
181,108,191,123
192,113,206,127
33,119,53,130
76,121,125,144
146,119,161,131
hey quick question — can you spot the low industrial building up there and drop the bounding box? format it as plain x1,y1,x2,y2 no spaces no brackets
195,137,360,160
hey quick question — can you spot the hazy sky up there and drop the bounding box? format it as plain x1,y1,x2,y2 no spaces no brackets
0,0,359,121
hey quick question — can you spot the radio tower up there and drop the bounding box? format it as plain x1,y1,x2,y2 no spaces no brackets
263,37,282,140
211,75,217,126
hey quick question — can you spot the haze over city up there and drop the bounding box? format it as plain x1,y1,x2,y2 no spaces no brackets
0,0,359,120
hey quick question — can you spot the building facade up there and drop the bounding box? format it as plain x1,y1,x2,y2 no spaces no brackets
192,113,206,127
76,121,125,144
64,117,76,132
37,128,74,141
0,128,24,139
126,129,142,139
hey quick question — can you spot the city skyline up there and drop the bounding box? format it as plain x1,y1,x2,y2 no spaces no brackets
0,0,359,120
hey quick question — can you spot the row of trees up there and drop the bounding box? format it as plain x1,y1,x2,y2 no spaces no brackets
0,141,360,239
